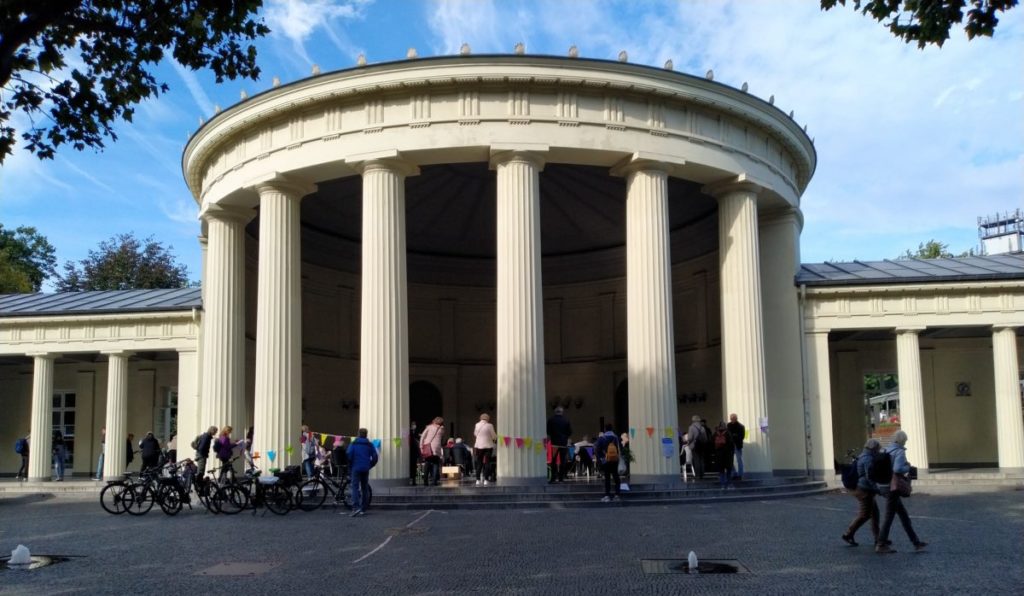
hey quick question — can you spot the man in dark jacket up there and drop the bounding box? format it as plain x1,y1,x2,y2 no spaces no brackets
139,432,161,471
595,425,622,502
727,413,746,480
194,426,217,476
125,434,135,472
346,428,379,516
546,407,573,483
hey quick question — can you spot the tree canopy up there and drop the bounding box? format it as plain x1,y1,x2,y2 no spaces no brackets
57,233,190,291
898,239,974,259
0,224,57,292
0,0,268,163
821,0,1019,47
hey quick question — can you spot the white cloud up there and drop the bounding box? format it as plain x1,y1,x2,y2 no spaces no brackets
171,62,216,117
264,0,372,67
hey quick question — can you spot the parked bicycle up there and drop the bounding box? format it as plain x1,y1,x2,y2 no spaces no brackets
296,462,372,512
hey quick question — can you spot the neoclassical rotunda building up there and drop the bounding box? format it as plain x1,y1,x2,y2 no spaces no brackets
2,53,1022,484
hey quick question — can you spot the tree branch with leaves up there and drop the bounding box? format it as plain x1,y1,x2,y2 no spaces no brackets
821,0,1019,48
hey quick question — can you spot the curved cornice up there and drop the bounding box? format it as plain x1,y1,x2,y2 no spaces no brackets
183,55,816,204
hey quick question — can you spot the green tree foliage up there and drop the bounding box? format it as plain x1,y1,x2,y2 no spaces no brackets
57,233,189,291
0,224,57,292
821,0,1019,48
0,0,268,163
898,239,974,259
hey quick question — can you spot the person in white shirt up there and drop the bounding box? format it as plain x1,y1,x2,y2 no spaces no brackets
473,413,496,485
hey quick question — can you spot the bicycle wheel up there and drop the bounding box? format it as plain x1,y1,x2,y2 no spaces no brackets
158,485,183,516
213,484,248,515
99,482,129,515
125,484,156,516
343,481,372,510
296,479,327,512
264,484,292,515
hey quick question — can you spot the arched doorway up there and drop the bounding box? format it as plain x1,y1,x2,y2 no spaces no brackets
410,380,443,431
614,380,629,435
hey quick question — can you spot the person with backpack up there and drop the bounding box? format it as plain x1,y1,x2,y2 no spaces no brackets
842,438,882,547
595,424,622,502
193,426,217,477
876,430,927,554
346,427,379,517
712,422,735,489
14,433,29,480
686,416,707,480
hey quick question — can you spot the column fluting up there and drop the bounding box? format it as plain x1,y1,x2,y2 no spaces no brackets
624,165,679,480
199,207,250,441
252,180,314,469
28,353,55,481
714,185,772,475
103,351,130,481
493,151,547,481
358,160,416,480
895,327,929,469
992,326,1024,470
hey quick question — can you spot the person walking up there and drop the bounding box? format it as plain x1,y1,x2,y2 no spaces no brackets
419,416,445,486
686,416,706,480
194,426,217,477
94,428,105,480
727,413,745,480
52,430,68,481
712,422,735,489
408,420,421,486
595,424,622,502
15,432,29,480
619,432,632,479
842,438,882,547
876,430,927,554
473,413,496,486
125,433,135,473
346,428,378,517
139,432,161,472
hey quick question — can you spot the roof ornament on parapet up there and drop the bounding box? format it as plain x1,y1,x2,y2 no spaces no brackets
769,94,775,105
213,104,221,114
568,45,579,58
514,42,525,55
789,110,794,118
460,43,471,55
240,89,248,100
272,76,280,87
663,59,673,70
406,47,418,59
617,50,628,62
356,53,367,67
705,69,714,80
311,64,321,75
741,82,748,92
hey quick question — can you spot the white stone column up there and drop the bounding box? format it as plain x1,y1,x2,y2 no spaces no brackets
895,327,929,469
805,330,835,478
103,351,131,480
199,206,251,442
176,348,199,464
992,326,1024,471
27,353,55,481
491,149,547,481
617,161,679,481
251,177,316,469
759,208,806,474
708,179,772,476
354,158,417,480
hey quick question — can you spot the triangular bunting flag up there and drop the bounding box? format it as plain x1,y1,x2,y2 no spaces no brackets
515,437,524,448
392,437,402,448
524,437,533,449
664,426,674,438
503,436,511,446
629,427,636,438
645,426,654,438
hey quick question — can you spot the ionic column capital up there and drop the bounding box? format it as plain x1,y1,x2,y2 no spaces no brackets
609,151,684,178
199,203,255,225
489,144,547,170
345,150,420,177
703,173,768,199
895,326,927,335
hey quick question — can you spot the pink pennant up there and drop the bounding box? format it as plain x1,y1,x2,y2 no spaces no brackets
503,436,511,446
515,437,524,448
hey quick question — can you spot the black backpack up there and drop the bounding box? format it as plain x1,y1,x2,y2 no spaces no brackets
840,463,859,490
869,451,893,484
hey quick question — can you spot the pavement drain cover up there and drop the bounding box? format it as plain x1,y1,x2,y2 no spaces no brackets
386,526,427,537
197,562,280,576
641,559,749,574
1,555,78,571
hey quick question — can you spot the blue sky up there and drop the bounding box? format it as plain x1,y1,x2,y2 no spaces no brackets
1,0,1021,289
